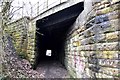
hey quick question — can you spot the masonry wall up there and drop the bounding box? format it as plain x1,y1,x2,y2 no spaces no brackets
6,17,29,60
6,17,37,65
27,20,36,65
64,0,120,78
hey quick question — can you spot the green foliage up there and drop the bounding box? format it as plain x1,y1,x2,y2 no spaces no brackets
0,76,9,80
18,53,27,59
114,73,120,78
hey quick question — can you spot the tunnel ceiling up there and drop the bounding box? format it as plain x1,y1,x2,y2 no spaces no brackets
36,2,84,35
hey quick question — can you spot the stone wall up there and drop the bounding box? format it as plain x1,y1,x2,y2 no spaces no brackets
5,17,30,60
64,0,120,78
27,20,36,65
5,17,38,66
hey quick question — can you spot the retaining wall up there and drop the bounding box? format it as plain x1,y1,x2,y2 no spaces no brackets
6,17,30,60
64,0,120,78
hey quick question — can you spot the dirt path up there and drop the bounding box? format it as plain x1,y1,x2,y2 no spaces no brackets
36,60,70,78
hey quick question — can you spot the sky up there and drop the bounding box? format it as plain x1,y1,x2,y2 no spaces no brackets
12,0,39,6
11,0,39,20
10,0,59,20
0,0,66,20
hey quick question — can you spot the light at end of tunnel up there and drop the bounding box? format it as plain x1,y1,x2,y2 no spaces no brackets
46,50,52,56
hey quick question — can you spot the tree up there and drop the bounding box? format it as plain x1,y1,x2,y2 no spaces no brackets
0,0,23,78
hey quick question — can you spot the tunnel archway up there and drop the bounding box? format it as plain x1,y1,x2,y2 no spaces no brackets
34,2,84,69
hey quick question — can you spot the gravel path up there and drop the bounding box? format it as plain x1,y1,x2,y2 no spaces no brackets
36,60,70,78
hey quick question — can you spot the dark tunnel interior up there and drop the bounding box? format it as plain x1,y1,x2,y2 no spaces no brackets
35,19,76,64
34,2,84,68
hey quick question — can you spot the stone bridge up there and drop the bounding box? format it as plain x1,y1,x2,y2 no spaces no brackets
6,0,120,78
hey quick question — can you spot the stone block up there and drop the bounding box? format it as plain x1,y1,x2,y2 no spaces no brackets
80,51,89,57
108,10,120,20
77,26,85,33
106,31,120,42
110,19,120,31
78,46,85,51
84,29,93,38
84,45,91,51
103,42,119,50
90,44,97,51
96,43,104,50
88,52,98,65
88,36,96,44
88,25,96,36
96,42,119,50
94,33,106,43
94,24,103,34
98,19,120,33
30,54,35,59
98,51,119,59
81,38,89,45
98,21,111,33
100,67,120,76
95,13,109,24
88,64,101,73
79,33,84,40
80,51,85,57
96,3,120,16
99,59,119,68
96,72,113,78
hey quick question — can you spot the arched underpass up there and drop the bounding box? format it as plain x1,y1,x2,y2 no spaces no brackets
34,2,84,78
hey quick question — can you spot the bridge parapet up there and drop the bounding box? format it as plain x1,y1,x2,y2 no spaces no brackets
31,0,84,21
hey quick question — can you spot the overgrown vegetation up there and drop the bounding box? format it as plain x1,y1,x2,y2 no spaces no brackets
0,1,38,78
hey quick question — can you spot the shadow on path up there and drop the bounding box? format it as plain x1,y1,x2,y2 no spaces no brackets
36,60,70,78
